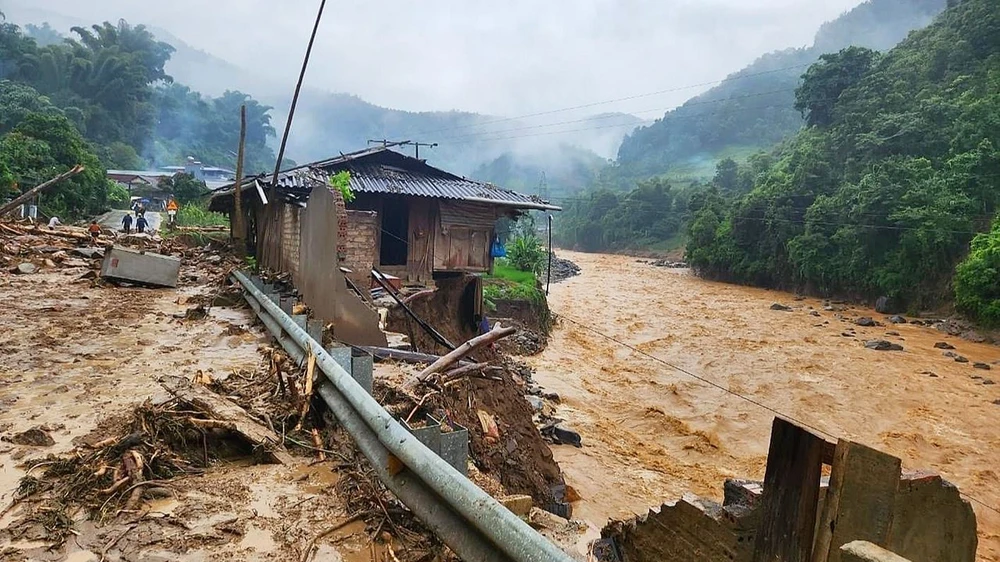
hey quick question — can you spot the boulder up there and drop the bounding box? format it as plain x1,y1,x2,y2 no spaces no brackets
933,342,955,350
13,263,37,274
973,362,991,370
8,427,55,446
865,340,903,351
855,317,877,327
887,315,907,324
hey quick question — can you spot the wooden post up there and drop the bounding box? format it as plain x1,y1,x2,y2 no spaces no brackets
812,441,901,562
0,165,85,217
752,417,825,562
232,104,247,256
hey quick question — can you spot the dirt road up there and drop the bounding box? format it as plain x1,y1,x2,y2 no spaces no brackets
99,210,162,233
0,266,368,561
527,251,1000,561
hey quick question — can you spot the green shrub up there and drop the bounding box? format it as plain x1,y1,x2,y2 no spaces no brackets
955,221,1000,326
506,235,546,274
176,202,229,227
329,170,354,203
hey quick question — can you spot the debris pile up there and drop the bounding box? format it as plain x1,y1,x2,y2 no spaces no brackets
544,253,581,283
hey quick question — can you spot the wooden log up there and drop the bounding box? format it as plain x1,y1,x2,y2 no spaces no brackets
160,376,294,465
751,417,825,562
403,324,516,391
439,363,489,383
354,346,475,368
294,353,317,432
0,165,85,217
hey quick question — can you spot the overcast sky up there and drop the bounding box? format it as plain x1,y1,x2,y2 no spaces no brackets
6,0,865,116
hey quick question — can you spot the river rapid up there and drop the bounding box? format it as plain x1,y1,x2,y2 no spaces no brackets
527,250,1000,561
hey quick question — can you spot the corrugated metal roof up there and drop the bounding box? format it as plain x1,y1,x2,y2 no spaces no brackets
209,147,561,211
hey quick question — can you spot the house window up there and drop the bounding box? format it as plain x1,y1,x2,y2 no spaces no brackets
380,197,409,266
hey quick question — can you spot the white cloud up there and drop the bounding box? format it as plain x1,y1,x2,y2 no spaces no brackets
6,0,864,116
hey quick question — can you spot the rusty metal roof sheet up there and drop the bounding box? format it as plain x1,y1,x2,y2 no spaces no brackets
210,147,561,212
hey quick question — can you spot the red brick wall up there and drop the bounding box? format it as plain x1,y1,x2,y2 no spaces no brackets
343,210,378,288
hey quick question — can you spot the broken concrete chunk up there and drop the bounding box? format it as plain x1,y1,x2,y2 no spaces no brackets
769,303,792,311
865,340,903,351
13,263,37,274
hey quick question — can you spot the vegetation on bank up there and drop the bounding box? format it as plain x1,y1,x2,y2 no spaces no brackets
685,0,1000,318
484,234,547,309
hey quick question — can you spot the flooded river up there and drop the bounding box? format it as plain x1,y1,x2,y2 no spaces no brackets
528,251,1000,561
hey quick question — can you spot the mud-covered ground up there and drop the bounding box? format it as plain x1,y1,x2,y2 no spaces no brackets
527,251,1000,561
0,268,375,561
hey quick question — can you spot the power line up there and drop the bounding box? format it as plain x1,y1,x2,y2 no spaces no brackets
555,314,1000,517
407,62,816,138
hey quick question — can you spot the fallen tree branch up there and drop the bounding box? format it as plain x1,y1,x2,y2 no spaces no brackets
0,165,86,217
403,323,515,392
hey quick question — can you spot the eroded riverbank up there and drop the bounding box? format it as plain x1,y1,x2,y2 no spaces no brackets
527,250,1000,561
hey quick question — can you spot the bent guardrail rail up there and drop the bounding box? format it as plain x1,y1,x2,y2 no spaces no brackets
231,271,575,562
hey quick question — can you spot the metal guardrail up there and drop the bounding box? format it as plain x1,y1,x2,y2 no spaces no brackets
232,271,575,562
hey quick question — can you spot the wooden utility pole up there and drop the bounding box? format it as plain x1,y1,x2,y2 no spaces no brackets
232,104,247,256
0,165,85,217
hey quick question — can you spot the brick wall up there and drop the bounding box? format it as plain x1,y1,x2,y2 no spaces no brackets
343,210,378,288
280,204,301,279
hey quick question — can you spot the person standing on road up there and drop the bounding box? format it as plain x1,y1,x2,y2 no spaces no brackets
136,214,148,234
121,213,133,234
87,220,102,246
166,199,178,226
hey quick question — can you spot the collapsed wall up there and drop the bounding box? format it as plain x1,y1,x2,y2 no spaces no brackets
599,471,977,562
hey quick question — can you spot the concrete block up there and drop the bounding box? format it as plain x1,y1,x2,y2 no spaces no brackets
350,354,373,394
813,441,900,562
100,246,180,287
500,495,534,518
840,541,911,562
327,345,353,374
887,472,977,562
307,318,324,343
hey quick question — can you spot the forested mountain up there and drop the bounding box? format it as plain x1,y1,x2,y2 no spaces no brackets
471,144,609,198
0,15,280,218
686,0,1000,322
616,0,947,179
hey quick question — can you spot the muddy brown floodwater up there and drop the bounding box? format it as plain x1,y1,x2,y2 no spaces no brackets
527,251,1000,561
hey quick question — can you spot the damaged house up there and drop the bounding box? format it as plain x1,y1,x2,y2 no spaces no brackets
208,146,558,345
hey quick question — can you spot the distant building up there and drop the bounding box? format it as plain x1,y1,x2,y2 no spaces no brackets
107,157,235,208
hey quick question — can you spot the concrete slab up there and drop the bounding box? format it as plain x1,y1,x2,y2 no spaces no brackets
100,245,180,287
840,541,911,562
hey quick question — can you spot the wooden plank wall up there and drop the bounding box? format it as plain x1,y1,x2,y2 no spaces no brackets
407,199,434,283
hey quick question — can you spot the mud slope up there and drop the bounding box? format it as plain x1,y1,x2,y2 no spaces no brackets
527,251,1000,562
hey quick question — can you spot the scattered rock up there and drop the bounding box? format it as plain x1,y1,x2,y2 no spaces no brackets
854,317,877,327
944,351,957,358
934,342,955,350
864,340,903,351
954,355,969,363
544,254,582,283
841,332,855,337
984,379,996,385
886,315,907,324
13,263,37,274
42,258,57,268
770,303,792,312
7,427,55,446
927,373,939,378
910,319,925,326
809,310,821,317
541,425,582,448
650,259,688,268
542,392,561,403
886,331,900,336
525,395,545,414
206,255,223,265
993,399,1000,405
973,362,991,370
71,248,104,259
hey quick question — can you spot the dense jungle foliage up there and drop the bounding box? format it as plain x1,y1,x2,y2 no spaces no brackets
0,16,277,218
685,0,1000,321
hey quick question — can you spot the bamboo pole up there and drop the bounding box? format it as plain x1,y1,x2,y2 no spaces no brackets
232,104,247,256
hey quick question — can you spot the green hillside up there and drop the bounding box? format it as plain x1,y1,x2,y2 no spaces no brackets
616,0,947,180
686,0,1000,321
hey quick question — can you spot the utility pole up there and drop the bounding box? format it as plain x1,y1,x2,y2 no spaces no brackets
367,139,410,149
232,104,247,257
408,141,438,160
